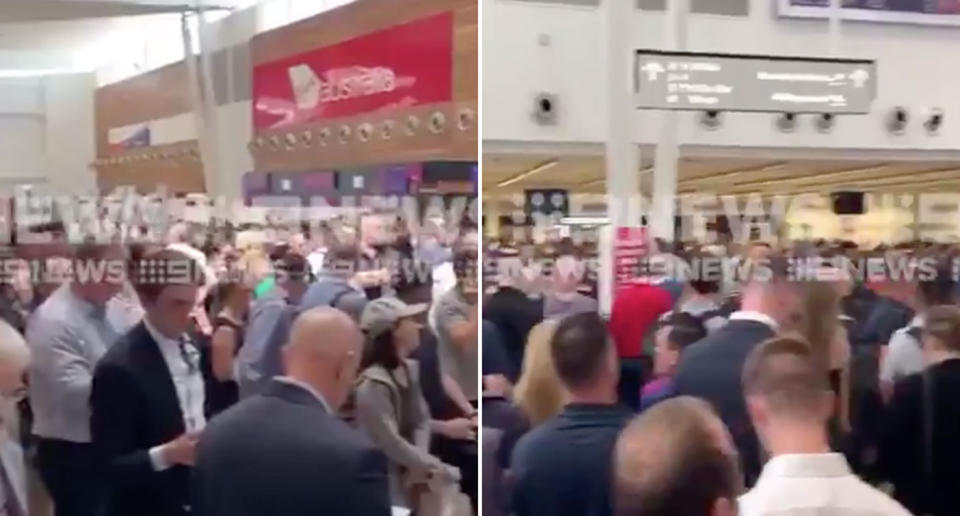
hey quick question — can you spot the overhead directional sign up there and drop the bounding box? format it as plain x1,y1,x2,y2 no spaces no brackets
634,50,877,114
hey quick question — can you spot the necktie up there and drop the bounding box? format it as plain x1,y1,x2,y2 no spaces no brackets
178,336,199,375
0,459,22,516
178,336,200,432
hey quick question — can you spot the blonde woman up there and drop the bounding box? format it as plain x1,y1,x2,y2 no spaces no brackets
514,320,567,426
796,279,852,435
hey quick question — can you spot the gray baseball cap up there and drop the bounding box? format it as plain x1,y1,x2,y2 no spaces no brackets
359,297,428,338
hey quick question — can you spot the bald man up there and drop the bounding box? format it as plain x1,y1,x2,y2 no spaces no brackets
193,308,391,516
614,397,741,516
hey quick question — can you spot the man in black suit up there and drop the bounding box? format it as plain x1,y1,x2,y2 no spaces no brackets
91,248,209,516
880,304,960,516
483,254,543,375
672,256,801,487
192,306,391,516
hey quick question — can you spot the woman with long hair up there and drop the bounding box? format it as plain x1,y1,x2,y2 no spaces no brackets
205,264,253,415
354,297,460,510
796,275,852,435
514,320,566,427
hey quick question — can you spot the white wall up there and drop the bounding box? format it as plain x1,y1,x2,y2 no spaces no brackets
203,7,256,198
0,78,48,185
0,74,97,193
483,0,960,153
44,73,97,195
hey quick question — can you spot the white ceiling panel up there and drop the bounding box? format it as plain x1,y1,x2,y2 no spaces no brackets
0,1,236,23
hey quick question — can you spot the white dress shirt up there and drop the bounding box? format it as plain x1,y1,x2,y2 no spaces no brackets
880,315,925,384
739,453,911,516
143,319,206,471
728,310,779,332
273,377,331,413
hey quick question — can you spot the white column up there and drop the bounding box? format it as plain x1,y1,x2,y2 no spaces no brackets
828,0,842,56
182,11,222,195
651,0,689,243
603,0,640,229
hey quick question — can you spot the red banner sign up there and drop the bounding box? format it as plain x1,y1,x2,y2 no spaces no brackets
613,227,649,293
253,12,454,130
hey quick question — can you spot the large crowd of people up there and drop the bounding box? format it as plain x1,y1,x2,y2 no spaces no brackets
0,212,479,516
482,236,960,516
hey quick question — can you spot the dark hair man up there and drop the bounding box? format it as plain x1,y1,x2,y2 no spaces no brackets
91,248,208,516
881,305,960,516
614,397,741,516
510,313,630,516
880,259,956,395
673,255,801,487
640,313,706,412
741,338,909,515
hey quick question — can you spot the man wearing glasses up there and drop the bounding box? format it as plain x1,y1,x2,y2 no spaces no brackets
91,248,208,516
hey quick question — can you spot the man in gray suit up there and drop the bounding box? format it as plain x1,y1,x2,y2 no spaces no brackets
194,307,390,516
0,319,33,516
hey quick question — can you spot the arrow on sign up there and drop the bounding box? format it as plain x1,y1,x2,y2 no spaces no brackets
849,69,869,88
642,62,666,81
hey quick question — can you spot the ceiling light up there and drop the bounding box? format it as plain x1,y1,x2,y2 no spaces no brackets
578,167,654,187
561,216,610,226
724,164,890,191
0,68,91,78
680,163,789,186
497,159,559,188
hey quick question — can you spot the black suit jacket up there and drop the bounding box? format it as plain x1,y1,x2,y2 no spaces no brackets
483,287,543,374
672,319,776,486
91,321,203,516
192,379,391,516
880,358,960,516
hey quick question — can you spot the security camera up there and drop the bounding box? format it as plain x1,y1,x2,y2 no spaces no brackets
699,110,723,130
775,112,798,133
887,107,909,135
925,108,944,134
357,123,372,142
405,115,420,136
458,108,474,131
815,113,836,133
317,127,330,146
533,92,558,125
381,120,395,140
338,125,351,144
300,130,314,148
430,111,446,134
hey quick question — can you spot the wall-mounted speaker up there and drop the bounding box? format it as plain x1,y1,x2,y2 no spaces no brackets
831,191,865,215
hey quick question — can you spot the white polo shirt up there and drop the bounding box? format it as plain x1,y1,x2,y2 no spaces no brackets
739,453,911,516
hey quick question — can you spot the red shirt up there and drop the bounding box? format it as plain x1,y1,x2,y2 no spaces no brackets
609,284,674,358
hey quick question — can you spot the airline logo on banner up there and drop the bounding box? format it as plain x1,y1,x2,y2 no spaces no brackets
252,12,454,130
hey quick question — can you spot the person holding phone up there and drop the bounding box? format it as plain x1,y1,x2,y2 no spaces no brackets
91,248,209,516
355,297,462,510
